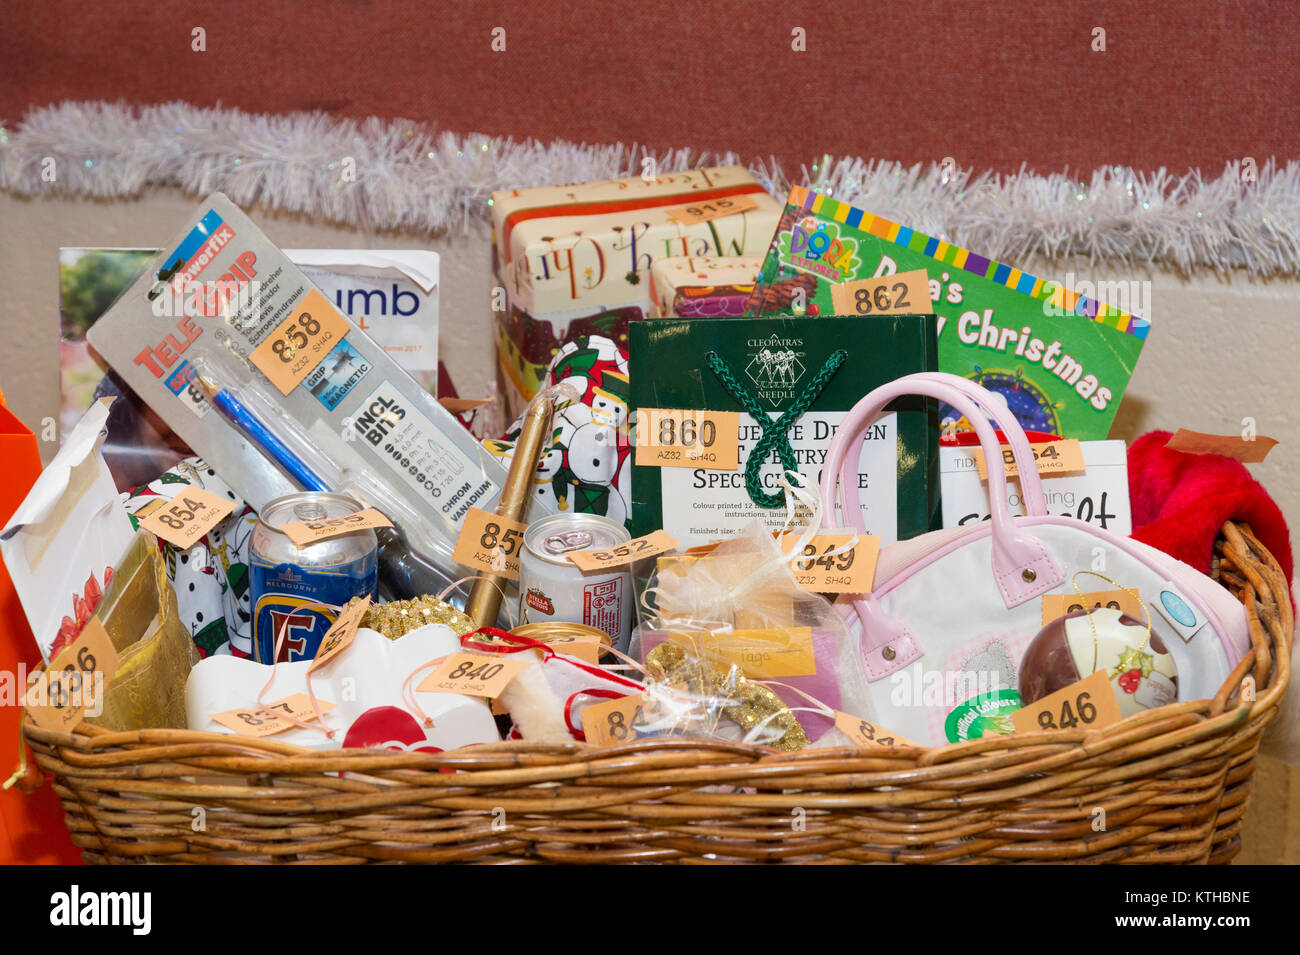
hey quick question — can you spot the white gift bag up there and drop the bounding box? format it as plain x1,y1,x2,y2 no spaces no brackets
1,399,136,662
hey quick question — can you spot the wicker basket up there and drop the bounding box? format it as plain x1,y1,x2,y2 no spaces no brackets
23,521,1291,864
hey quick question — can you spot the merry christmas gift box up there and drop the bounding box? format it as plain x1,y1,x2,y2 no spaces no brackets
490,167,782,416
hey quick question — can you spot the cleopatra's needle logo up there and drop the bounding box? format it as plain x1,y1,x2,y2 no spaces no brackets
744,334,806,407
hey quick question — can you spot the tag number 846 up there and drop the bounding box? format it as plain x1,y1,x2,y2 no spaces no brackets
1037,691,1097,730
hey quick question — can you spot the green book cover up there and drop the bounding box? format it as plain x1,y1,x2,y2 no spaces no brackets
746,186,1149,440
629,314,938,547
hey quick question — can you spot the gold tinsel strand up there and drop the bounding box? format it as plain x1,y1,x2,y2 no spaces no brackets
646,643,809,751
354,595,474,640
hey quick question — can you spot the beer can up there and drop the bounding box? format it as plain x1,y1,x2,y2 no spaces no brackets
519,513,633,652
250,492,379,663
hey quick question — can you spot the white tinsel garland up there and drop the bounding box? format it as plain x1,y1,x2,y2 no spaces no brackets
2,101,1298,275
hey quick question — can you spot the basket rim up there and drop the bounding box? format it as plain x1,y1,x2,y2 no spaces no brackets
20,519,1292,770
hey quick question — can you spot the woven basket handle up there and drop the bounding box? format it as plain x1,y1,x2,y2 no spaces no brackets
820,372,1062,608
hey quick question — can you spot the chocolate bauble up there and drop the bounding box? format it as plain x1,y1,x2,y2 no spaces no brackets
1019,607,1178,717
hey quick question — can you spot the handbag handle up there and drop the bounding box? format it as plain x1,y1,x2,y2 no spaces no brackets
820,371,1062,609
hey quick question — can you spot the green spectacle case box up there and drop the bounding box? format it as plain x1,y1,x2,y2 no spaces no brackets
629,314,938,548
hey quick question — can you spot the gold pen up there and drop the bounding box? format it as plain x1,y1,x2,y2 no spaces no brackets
465,396,554,627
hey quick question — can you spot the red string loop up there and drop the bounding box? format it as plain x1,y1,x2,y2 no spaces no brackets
563,688,626,740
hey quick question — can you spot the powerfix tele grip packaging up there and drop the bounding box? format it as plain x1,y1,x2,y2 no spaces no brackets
87,193,534,572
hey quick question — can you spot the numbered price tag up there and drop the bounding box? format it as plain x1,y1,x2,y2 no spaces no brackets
439,397,494,415
634,408,739,470
281,507,393,547
250,289,351,396
417,653,532,698
1041,589,1144,626
25,617,121,733
138,485,237,550
669,195,759,225
568,529,679,572
451,507,528,581
829,269,932,317
779,531,880,594
581,693,671,746
539,635,604,665
939,440,1131,535
1165,428,1279,464
310,595,371,673
211,694,337,738
1011,669,1123,735
974,439,1087,480
833,711,914,750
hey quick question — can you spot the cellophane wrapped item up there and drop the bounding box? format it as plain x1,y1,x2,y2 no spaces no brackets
461,630,645,742
479,628,810,750
639,641,810,750
630,516,878,745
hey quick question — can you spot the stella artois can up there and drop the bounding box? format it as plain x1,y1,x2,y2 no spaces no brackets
518,513,632,652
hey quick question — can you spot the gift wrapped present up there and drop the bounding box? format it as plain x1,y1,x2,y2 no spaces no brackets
122,457,257,660
490,166,781,416
487,334,633,527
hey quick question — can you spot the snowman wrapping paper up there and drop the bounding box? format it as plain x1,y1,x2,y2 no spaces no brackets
121,458,256,659
487,334,633,528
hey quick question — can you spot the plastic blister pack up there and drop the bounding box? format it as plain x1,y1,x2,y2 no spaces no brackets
86,194,552,584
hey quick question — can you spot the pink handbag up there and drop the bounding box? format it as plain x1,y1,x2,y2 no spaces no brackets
820,372,1251,747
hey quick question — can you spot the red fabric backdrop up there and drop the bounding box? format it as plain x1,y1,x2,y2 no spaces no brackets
2,0,1296,174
